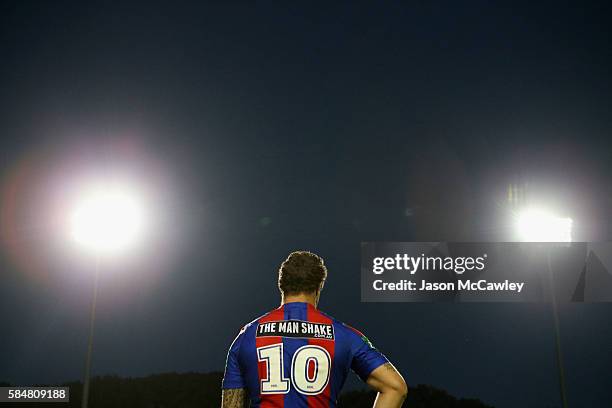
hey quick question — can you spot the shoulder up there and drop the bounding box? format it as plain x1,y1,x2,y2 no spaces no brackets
234,308,281,338
327,314,364,337
331,319,379,353
318,310,368,341
339,323,373,348
228,310,274,353
338,321,366,337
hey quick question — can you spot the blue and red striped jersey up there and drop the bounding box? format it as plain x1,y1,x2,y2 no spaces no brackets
222,302,388,407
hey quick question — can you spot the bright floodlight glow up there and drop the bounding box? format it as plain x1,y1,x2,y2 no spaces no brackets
516,208,573,242
70,183,146,255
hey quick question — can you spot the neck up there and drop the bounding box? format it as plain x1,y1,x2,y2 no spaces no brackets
282,292,318,308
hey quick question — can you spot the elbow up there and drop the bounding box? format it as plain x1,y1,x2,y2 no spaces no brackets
367,363,408,400
397,379,408,400
386,377,408,400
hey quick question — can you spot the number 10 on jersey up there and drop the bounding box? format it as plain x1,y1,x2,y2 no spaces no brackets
257,344,331,395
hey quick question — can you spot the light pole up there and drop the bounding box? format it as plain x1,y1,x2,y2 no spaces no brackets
70,182,146,408
81,256,99,408
545,251,569,408
515,208,572,408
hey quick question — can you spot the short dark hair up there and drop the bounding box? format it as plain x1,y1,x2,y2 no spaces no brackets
278,251,327,296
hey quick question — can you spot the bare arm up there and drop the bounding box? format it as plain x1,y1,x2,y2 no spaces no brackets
221,388,249,408
366,362,408,408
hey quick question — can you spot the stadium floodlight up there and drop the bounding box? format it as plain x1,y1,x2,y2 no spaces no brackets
514,206,571,408
515,208,573,242
70,183,146,255
69,181,147,408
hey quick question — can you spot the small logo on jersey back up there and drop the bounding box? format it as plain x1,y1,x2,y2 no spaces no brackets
256,320,334,340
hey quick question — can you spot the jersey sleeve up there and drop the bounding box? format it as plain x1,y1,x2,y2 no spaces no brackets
346,325,389,382
222,327,247,389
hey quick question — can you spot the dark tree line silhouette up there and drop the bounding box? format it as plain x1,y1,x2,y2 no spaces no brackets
2,372,493,407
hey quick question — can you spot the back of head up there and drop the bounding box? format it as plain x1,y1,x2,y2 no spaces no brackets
278,251,327,296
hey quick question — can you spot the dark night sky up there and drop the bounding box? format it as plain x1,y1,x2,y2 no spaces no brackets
1,1,612,407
